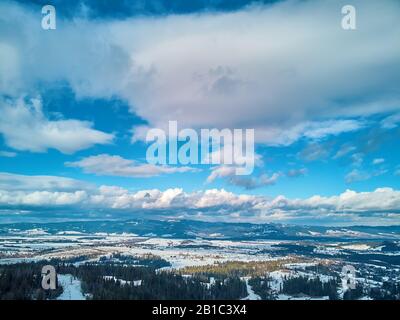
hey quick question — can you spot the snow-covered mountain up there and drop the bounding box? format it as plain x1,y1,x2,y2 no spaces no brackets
1,219,399,241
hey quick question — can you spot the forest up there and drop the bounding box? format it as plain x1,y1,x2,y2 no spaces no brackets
0,259,247,300
0,262,62,300
1,259,399,300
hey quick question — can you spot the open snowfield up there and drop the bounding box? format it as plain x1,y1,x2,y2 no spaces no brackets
1,229,399,300
0,232,289,268
57,274,86,300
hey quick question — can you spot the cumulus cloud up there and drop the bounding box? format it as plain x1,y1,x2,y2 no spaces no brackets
0,190,88,207
1,1,399,146
0,172,400,225
194,189,258,209
261,188,400,215
66,154,197,178
0,172,259,211
0,173,91,207
0,97,114,154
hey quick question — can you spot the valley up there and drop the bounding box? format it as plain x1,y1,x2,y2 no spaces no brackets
0,219,399,300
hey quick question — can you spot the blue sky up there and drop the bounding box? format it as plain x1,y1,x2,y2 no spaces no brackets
0,0,400,226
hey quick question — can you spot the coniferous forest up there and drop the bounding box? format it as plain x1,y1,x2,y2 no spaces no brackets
0,260,247,300
1,258,399,300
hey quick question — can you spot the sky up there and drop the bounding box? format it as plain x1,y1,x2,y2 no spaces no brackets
0,0,400,226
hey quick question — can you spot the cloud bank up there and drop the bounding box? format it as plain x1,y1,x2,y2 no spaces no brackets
1,172,400,225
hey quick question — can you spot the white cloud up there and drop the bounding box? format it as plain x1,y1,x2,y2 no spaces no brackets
262,188,400,215
206,166,280,189
0,172,93,191
0,151,17,158
0,172,91,206
206,166,237,183
345,169,370,184
372,158,385,165
131,125,152,143
287,168,307,178
350,153,364,167
91,187,187,209
0,97,114,154
193,189,258,209
381,113,400,129
298,143,330,162
345,165,387,183
1,1,399,146
66,154,197,178
76,185,258,210
333,145,356,159
256,120,365,146
0,190,88,206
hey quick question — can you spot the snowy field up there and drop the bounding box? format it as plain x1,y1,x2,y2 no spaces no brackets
1,230,399,300
57,274,86,300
